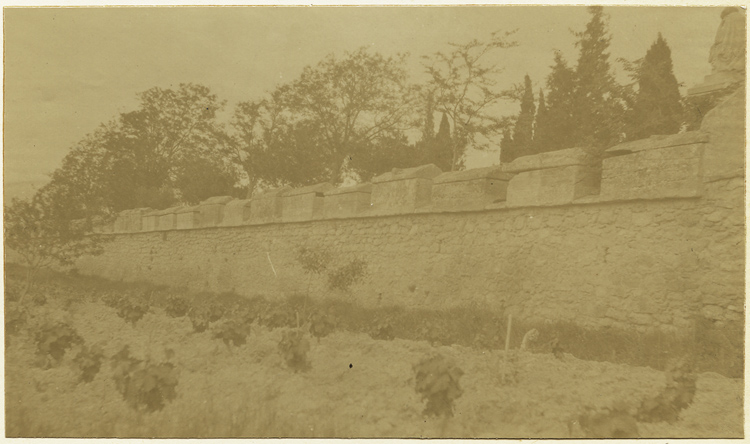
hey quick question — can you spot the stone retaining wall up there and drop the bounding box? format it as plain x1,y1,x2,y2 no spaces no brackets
73,88,745,333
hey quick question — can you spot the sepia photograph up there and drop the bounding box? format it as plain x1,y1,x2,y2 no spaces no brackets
3,4,746,439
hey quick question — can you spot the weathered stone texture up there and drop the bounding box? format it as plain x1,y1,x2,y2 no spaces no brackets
505,148,600,207
371,164,442,214
324,183,373,218
282,183,334,222
175,206,201,230
141,210,160,232
199,196,234,227
114,208,150,233
75,177,745,333
601,137,706,201
221,199,252,227
431,166,510,210
155,208,179,231
249,186,291,224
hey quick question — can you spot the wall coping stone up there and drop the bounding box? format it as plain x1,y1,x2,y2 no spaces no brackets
286,182,334,197
251,185,292,199
154,207,180,216
503,147,594,173
324,183,373,196
200,196,234,205
606,131,709,155
433,165,511,184
175,206,200,214
371,164,442,184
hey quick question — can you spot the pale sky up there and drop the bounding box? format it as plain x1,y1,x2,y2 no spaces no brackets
4,6,725,184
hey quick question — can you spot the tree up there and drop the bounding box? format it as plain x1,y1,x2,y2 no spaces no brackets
512,75,536,157
532,89,551,154
571,6,627,151
5,190,105,300
625,33,683,140
433,113,454,170
173,155,240,205
543,51,577,151
232,48,418,188
499,127,514,163
422,31,518,171
46,83,231,213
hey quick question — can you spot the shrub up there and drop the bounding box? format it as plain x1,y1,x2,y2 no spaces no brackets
34,322,84,368
369,314,395,341
262,304,296,330
278,329,311,372
296,246,332,276
637,356,697,423
110,346,179,412
117,298,150,326
413,353,464,417
327,258,368,291
73,344,105,383
165,295,189,318
188,300,225,333
308,310,336,342
212,319,251,347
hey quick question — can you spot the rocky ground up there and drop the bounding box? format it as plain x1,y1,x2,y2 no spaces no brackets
5,285,743,439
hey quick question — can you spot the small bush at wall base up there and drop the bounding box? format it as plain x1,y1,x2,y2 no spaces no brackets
8,266,744,378
278,329,311,372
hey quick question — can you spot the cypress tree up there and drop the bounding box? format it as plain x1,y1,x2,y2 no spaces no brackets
572,6,625,151
544,51,577,151
627,33,683,140
423,91,436,141
513,75,536,158
532,89,550,154
433,113,453,171
499,128,515,164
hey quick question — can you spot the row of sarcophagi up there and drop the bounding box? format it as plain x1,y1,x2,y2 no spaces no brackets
97,133,710,233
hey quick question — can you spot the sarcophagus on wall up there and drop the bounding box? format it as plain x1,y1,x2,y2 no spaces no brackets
324,183,373,218
370,164,442,214
282,183,334,222
504,148,600,207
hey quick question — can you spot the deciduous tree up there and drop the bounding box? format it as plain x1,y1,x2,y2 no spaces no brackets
422,31,518,171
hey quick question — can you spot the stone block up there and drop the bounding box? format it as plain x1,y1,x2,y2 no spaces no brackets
324,183,373,218
249,186,291,224
431,166,511,210
505,148,600,207
175,206,201,229
154,207,179,231
221,199,253,226
282,183,334,222
371,164,442,214
113,208,150,233
600,132,707,201
141,210,160,232
199,195,234,227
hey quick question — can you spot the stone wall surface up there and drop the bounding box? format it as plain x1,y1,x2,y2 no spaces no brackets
70,89,745,334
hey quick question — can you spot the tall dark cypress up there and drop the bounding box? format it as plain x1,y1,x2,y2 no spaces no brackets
532,89,550,154
544,51,577,151
627,33,683,140
513,74,536,158
433,113,453,171
572,6,625,151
